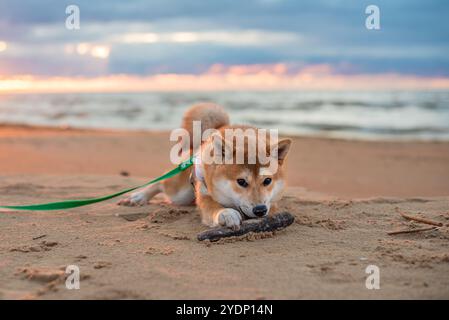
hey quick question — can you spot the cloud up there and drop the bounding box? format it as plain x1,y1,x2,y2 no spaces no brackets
110,30,301,46
0,0,448,78
1,64,449,93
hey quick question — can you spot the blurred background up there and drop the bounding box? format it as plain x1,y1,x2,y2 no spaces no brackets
0,0,448,140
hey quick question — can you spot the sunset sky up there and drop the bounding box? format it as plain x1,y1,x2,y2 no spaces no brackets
0,0,448,92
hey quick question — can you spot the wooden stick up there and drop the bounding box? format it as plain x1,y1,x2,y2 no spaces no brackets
387,226,437,236
197,212,295,242
395,208,443,227
32,234,47,240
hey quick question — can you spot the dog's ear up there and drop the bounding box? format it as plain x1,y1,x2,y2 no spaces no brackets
271,138,291,165
211,133,233,163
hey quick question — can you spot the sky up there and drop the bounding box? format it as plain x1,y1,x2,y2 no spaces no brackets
0,0,449,92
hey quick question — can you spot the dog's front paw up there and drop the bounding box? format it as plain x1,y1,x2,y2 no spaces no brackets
215,208,242,230
117,191,149,206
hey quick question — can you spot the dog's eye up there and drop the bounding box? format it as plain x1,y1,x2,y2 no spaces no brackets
263,178,272,186
237,179,248,188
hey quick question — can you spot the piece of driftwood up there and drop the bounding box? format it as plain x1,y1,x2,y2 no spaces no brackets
395,208,443,227
197,212,295,242
387,226,437,236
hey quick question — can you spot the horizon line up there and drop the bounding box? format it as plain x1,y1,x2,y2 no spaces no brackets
1,71,449,94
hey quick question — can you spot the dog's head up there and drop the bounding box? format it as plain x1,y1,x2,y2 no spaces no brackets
199,126,291,218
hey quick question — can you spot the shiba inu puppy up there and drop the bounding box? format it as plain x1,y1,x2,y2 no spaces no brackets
118,103,291,230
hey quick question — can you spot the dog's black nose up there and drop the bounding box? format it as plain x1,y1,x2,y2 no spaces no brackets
253,205,268,217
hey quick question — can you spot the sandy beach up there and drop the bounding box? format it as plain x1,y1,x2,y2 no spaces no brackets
1,124,449,299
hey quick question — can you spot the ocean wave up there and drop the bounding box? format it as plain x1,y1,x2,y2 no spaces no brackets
0,91,448,140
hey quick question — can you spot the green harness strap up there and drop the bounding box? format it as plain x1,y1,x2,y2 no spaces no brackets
0,156,194,211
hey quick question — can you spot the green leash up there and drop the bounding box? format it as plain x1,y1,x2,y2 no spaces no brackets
0,156,194,211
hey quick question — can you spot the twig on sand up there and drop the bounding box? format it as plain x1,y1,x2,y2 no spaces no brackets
395,207,443,227
387,226,437,236
197,212,295,242
32,234,47,240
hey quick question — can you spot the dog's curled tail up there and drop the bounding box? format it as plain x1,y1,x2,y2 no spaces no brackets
181,103,230,151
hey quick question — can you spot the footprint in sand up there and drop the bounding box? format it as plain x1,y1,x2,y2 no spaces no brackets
10,241,59,253
145,247,174,255
16,266,65,284
93,261,112,269
16,266,91,297
115,212,149,221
